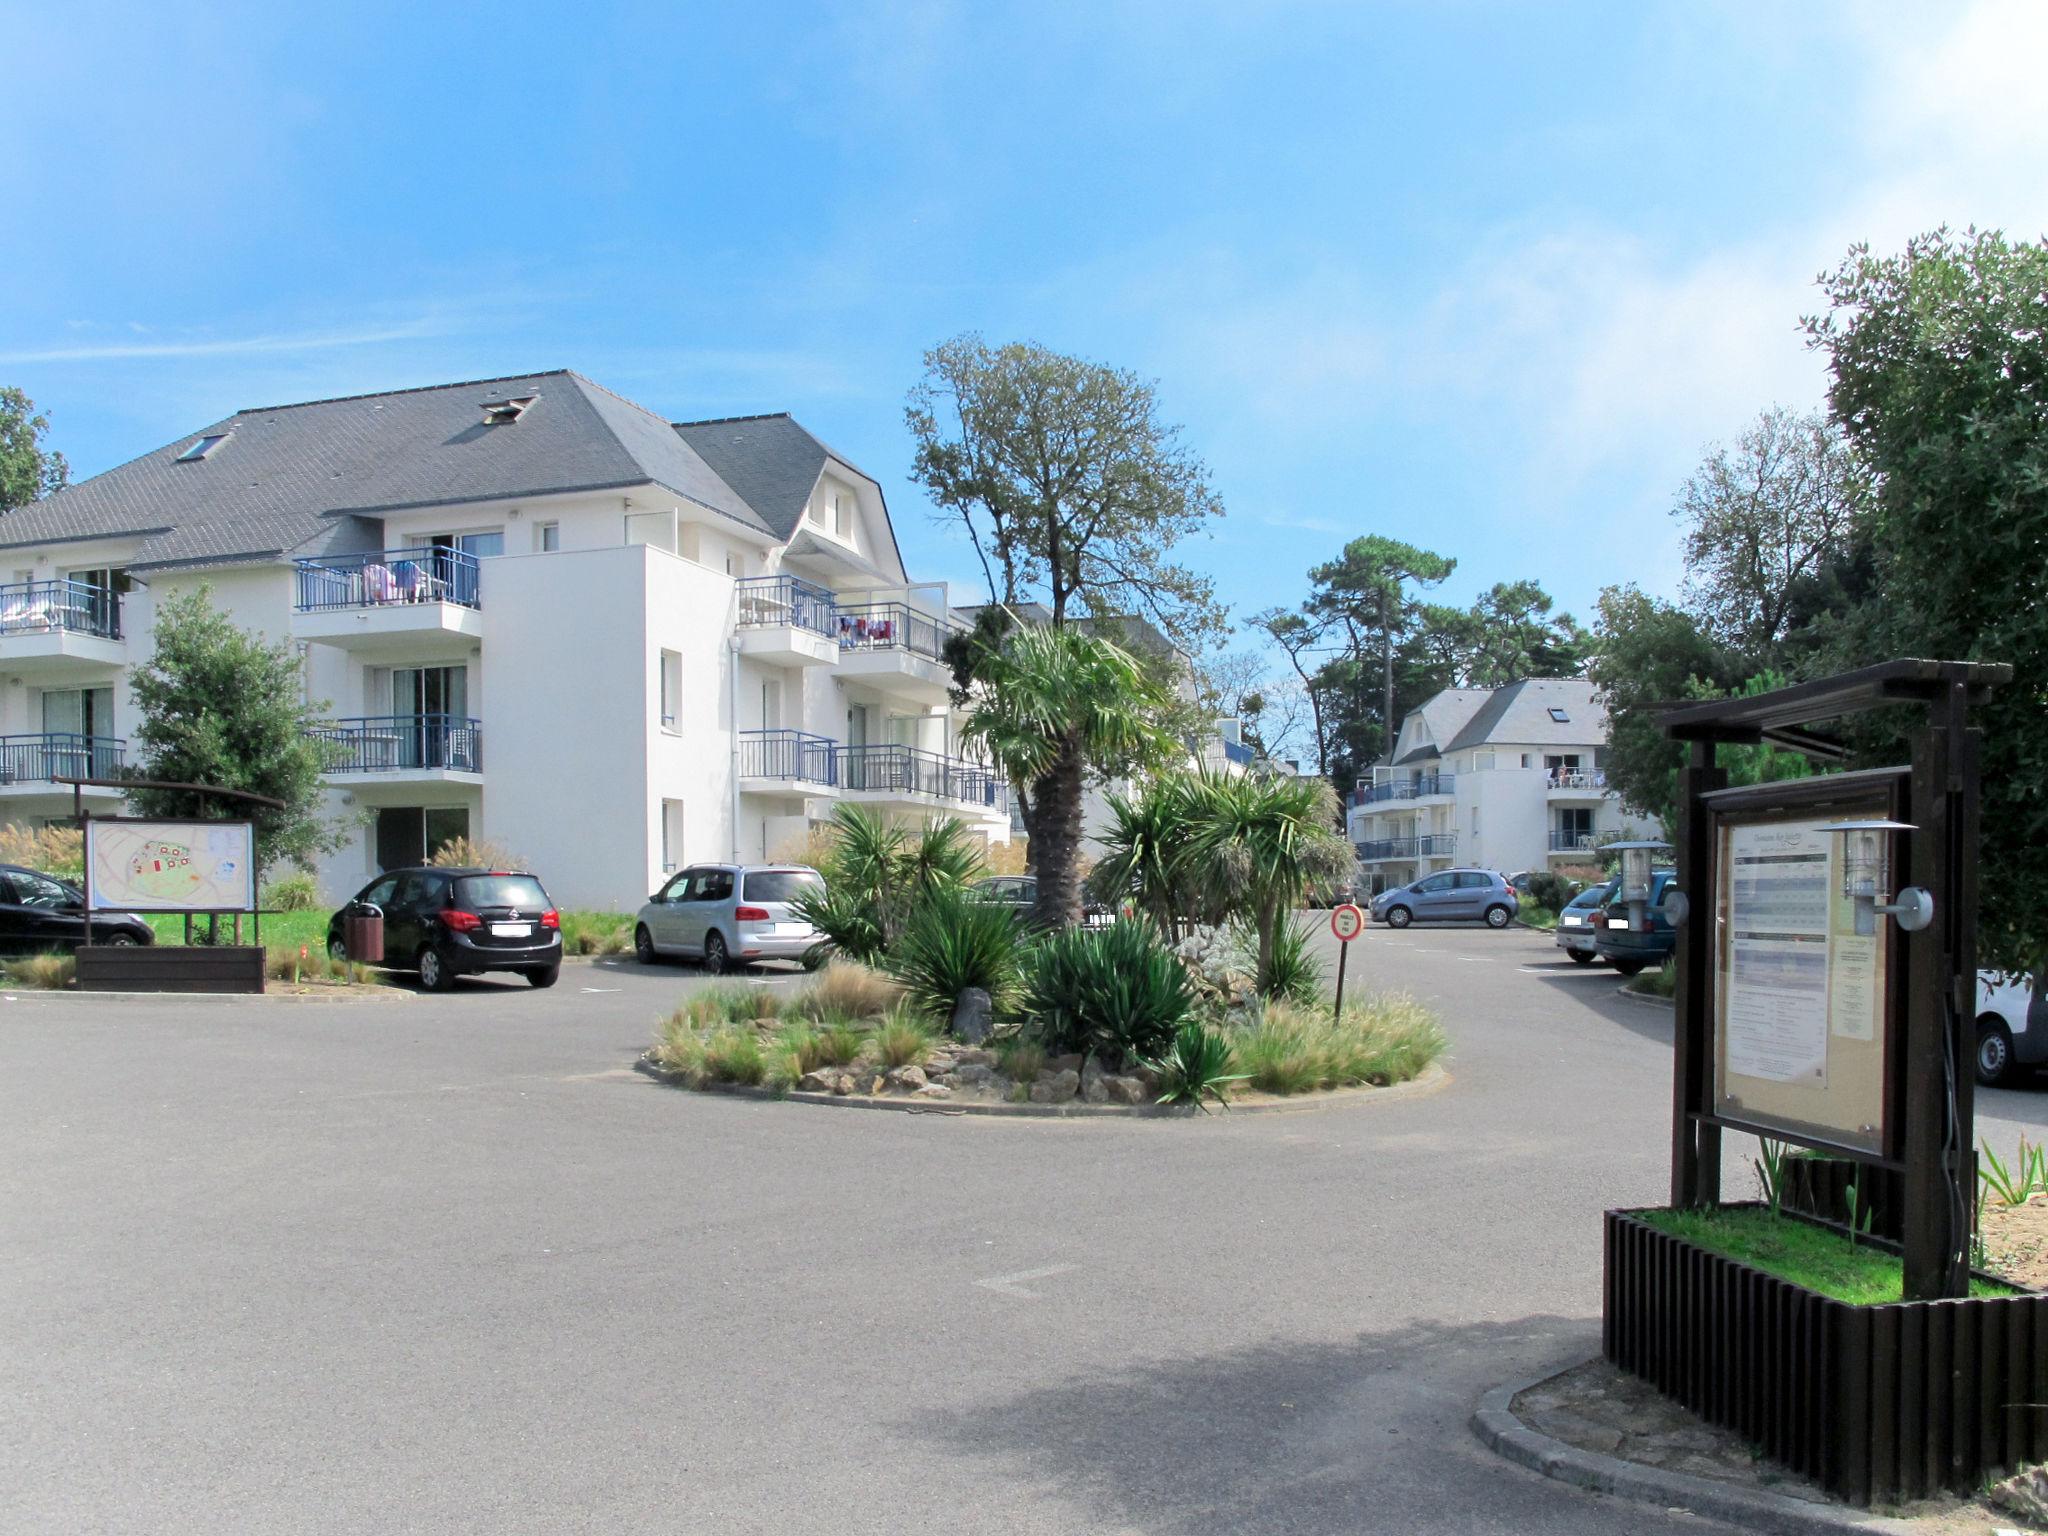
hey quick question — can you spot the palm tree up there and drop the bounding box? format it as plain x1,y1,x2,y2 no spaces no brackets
961,625,1176,929
1088,774,1204,935
1179,768,1356,994
793,804,987,961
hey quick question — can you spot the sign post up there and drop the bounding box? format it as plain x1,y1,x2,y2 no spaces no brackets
1329,902,1365,1020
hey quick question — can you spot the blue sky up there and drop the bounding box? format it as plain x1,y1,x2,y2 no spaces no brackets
4,1,2043,657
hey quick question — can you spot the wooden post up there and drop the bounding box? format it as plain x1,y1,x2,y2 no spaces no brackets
1672,738,1724,1208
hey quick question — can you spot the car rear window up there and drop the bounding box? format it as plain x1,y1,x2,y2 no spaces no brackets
453,875,550,910
743,870,823,903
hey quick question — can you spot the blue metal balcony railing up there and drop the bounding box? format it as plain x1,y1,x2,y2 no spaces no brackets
738,729,839,785
1349,773,1454,807
1357,833,1459,861
0,580,123,641
294,548,481,612
833,601,959,663
1222,739,1254,766
0,732,124,785
307,714,483,773
737,731,1005,811
734,576,837,638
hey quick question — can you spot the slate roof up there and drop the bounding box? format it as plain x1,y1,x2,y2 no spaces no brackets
1442,677,1606,753
0,370,780,571
1393,688,1491,765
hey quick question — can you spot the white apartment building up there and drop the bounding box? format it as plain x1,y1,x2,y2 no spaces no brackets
0,370,1009,910
1345,678,1661,891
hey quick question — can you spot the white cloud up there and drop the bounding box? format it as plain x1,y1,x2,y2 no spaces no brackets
0,319,448,365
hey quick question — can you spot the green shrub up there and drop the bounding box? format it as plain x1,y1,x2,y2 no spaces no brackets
772,1021,831,1077
1149,1021,1247,1111
994,1036,1045,1084
1626,961,1678,999
562,911,633,956
815,1024,866,1067
1024,919,1192,1068
682,983,761,1029
873,1009,935,1069
260,868,322,912
1518,870,1577,913
792,883,889,965
701,1027,767,1085
1231,994,1447,1094
886,883,1025,1022
650,1016,707,1082
1233,912,1323,1005
4,952,75,989
792,805,987,964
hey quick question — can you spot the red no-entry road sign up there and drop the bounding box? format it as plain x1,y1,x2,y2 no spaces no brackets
1330,903,1366,942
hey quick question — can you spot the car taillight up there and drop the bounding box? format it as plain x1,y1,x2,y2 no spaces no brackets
734,905,771,922
1591,910,1607,929
540,909,559,930
441,909,482,932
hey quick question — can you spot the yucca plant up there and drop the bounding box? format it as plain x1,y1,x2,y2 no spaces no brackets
792,804,988,962
1088,775,1202,932
1024,919,1192,1068
1149,1021,1247,1112
886,883,1025,1021
1232,911,1323,1007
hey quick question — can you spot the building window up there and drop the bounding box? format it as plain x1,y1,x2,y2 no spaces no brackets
535,521,560,553
433,531,504,560
1471,806,1480,835
659,650,681,732
833,491,853,541
760,678,783,731
375,806,470,871
176,433,229,462
660,799,685,873
1548,706,1571,723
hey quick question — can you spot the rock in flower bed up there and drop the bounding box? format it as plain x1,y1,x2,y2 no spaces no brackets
640,952,1447,1110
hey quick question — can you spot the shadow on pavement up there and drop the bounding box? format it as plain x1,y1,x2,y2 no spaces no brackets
908,1314,1697,1536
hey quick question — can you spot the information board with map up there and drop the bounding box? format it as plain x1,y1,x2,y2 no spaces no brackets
85,819,256,912
1712,811,1891,1154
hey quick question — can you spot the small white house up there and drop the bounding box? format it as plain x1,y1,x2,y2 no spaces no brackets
1345,678,1660,890
0,370,1010,910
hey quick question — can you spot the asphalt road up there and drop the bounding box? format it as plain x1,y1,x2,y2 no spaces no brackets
5,925,2045,1535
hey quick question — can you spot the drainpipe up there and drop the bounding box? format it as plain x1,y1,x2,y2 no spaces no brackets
728,630,742,864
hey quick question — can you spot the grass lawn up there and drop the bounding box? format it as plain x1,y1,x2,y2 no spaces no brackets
147,910,330,951
1623,960,1678,999
1518,906,1559,930
1640,1205,2014,1305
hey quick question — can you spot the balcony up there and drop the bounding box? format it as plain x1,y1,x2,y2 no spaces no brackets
0,580,125,677
1357,833,1458,862
736,730,1007,817
1548,830,1603,855
734,576,838,667
1222,739,1254,766
0,733,125,797
306,714,483,780
1547,769,1609,797
1349,773,1454,807
291,549,484,653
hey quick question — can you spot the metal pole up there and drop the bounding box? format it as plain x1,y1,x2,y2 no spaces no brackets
1333,938,1350,1022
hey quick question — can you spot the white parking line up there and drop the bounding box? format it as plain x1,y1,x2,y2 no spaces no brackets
974,1263,1077,1300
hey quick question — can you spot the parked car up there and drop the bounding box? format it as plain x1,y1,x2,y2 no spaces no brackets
1554,878,1619,965
1590,869,1680,976
330,866,562,990
635,863,824,972
0,864,154,953
970,874,1113,926
1371,868,1520,929
1974,971,2048,1087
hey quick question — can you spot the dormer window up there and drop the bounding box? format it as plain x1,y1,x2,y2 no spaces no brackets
177,433,229,462
481,395,538,425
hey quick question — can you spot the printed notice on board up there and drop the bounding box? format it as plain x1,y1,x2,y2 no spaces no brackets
1724,821,1831,1085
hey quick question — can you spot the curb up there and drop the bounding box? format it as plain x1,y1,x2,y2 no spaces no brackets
633,1058,1452,1119
1471,1368,1919,1536
4,985,410,1005
1616,986,1675,1010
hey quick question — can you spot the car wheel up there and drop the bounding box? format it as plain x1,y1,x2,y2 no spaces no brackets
105,931,138,947
329,936,349,965
634,924,658,965
1978,1017,2017,1087
1568,949,1595,966
1610,957,1647,977
702,931,730,975
417,945,454,992
1484,904,1512,929
1383,905,1412,929
527,965,560,989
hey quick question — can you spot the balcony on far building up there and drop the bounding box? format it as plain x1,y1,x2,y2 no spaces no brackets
1357,833,1458,862
736,729,1006,817
0,732,125,796
1548,830,1602,854
734,576,840,667
1547,768,1609,798
306,714,483,780
0,580,126,676
1349,772,1454,807
291,548,484,653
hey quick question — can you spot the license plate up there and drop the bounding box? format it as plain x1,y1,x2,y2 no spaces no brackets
1608,918,1630,930
491,922,533,938
1561,915,1582,927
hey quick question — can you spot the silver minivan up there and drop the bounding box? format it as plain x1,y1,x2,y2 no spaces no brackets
634,863,824,972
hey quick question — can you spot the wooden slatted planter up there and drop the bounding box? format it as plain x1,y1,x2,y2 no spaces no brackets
1604,1206,2048,1506
74,944,266,994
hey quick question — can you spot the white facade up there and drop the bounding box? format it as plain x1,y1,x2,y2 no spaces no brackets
1344,679,1660,891
0,378,1009,913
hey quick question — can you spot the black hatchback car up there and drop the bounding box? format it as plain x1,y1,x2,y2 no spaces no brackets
330,866,562,990
0,864,154,953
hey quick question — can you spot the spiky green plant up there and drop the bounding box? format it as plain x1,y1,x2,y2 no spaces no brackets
1231,911,1323,1007
1149,1021,1247,1112
886,882,1025,1022
701,1027,766,1085
1023,919,1192,1068
873,1008,935,1069
1088,775,1200,932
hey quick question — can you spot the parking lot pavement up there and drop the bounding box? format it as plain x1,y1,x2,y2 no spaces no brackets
2,923,2039,1535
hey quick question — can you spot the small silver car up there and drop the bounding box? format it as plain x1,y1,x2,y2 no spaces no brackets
634,863,824,973
1554,878,1618,964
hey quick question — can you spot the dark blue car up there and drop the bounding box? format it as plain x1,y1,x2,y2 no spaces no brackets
1591,869,1679,976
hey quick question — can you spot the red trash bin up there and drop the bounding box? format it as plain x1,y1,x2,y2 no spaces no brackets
344,909,385,964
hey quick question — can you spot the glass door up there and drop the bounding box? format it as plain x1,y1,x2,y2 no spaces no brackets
392,667,467,769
